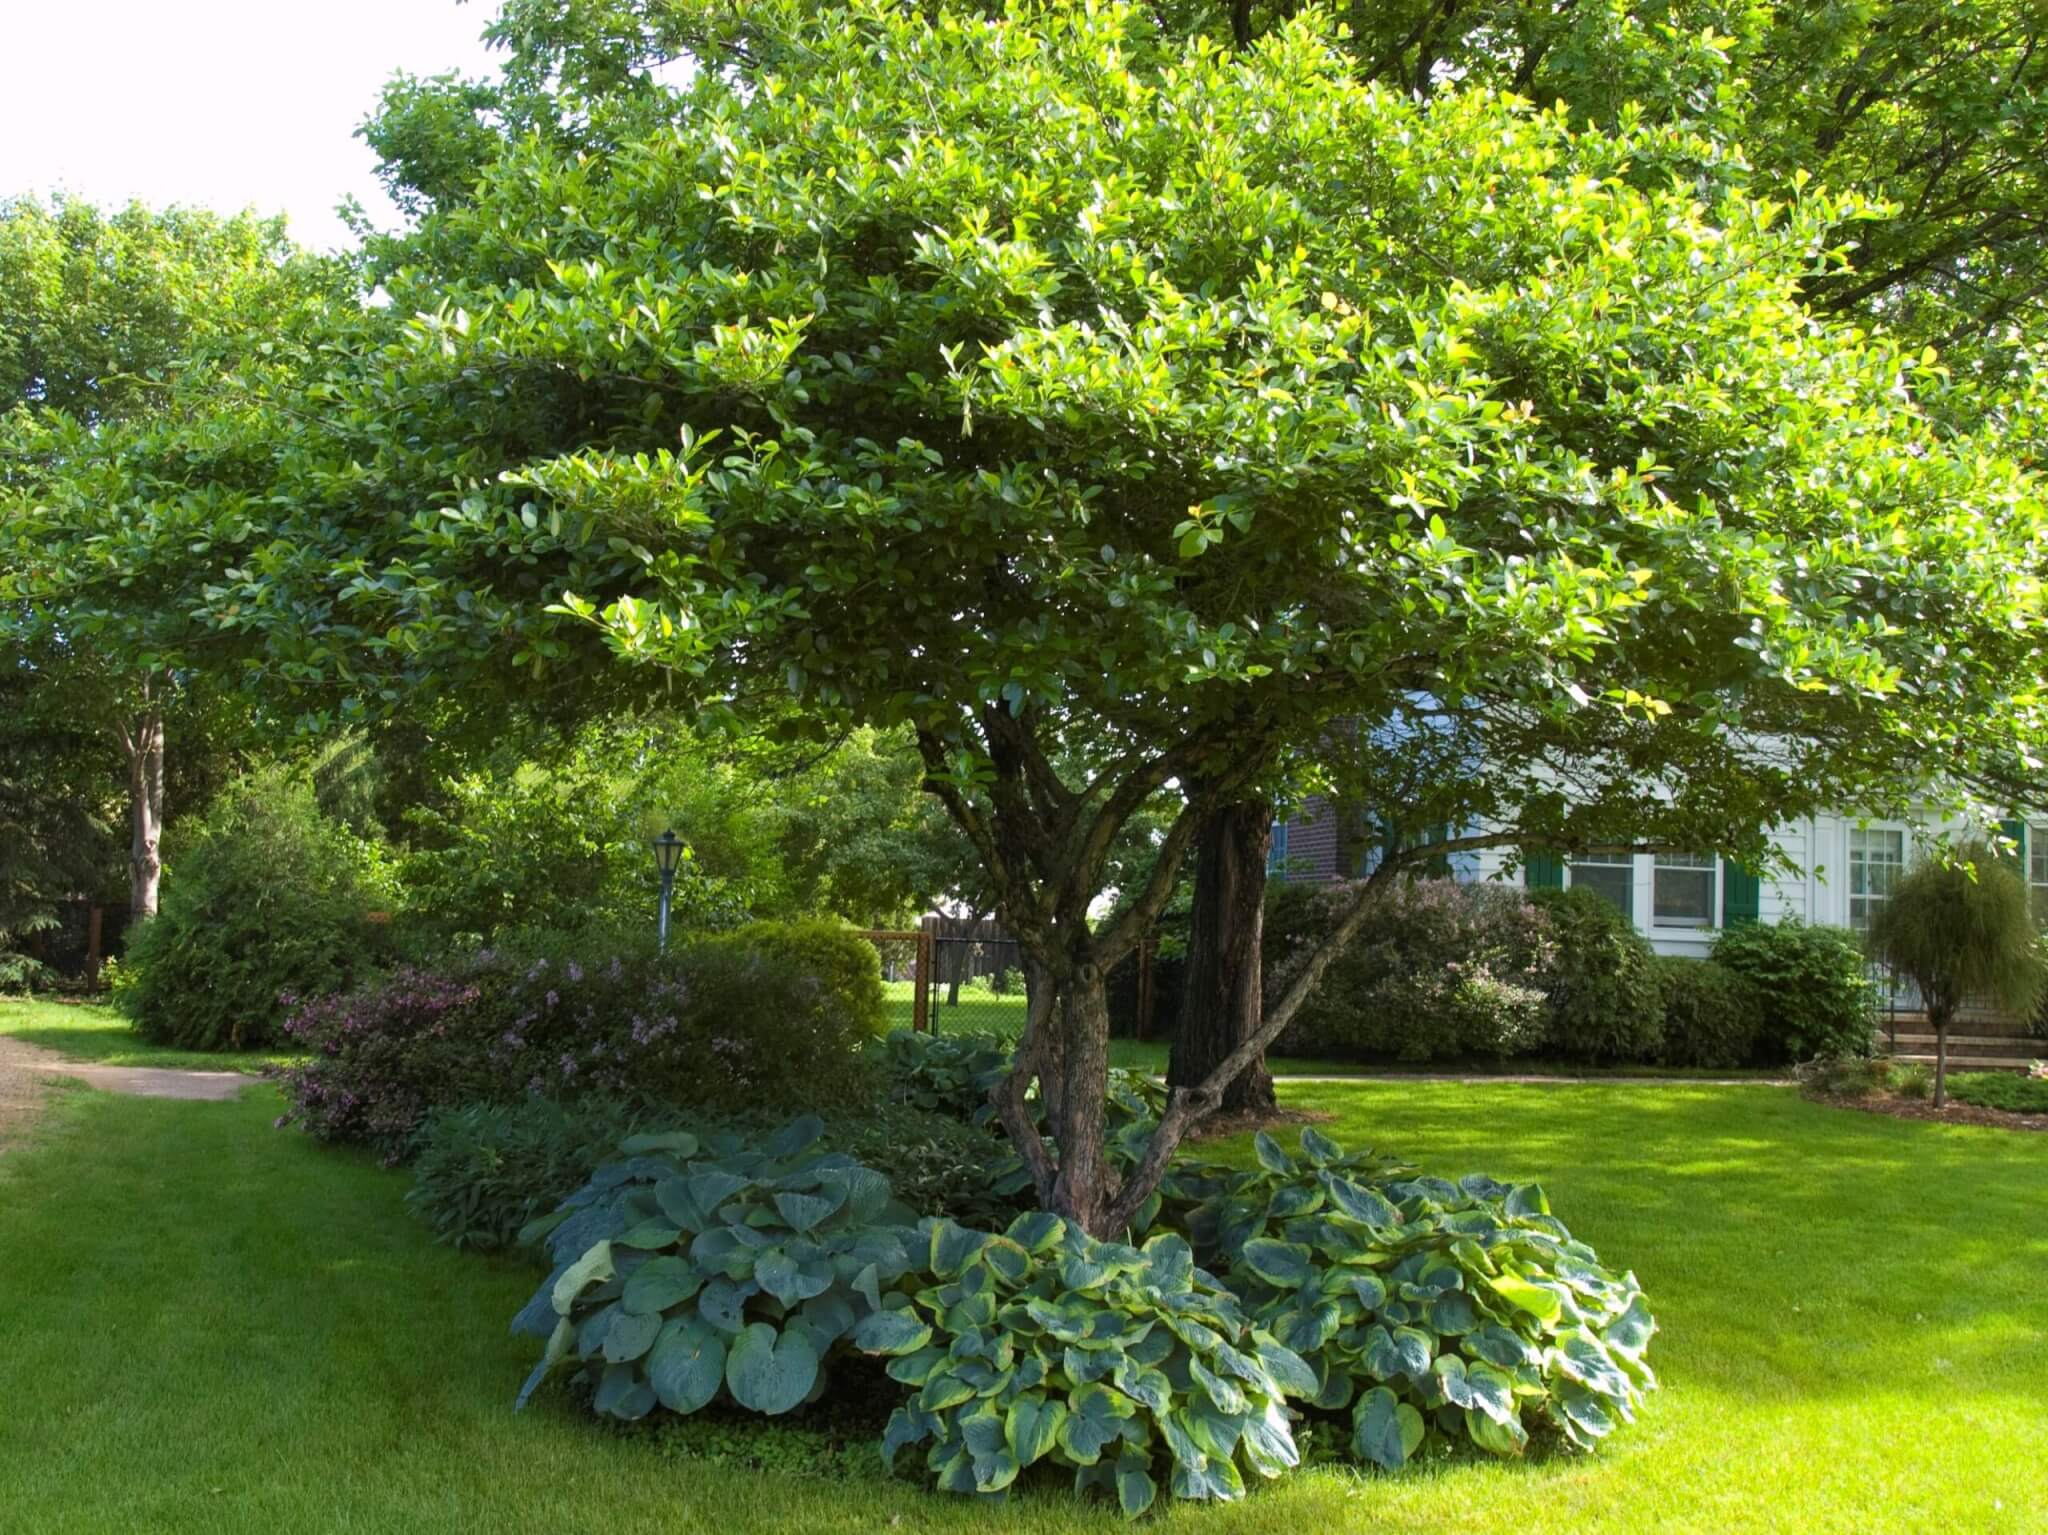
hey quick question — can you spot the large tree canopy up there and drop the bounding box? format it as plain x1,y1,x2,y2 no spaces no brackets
5,0,2046,1227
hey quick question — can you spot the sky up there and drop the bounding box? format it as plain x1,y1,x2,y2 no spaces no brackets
3,0,505,251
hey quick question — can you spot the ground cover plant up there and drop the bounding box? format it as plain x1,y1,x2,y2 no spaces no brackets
1937,1072,2048,1116
3,1080,2044,1533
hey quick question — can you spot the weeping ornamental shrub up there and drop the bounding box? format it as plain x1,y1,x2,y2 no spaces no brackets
120,765,393,1050
1865,844,2046,1107
516,1121,1657,1509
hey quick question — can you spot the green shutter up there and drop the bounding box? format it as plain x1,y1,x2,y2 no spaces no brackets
1524,851,1564,890
1721,861,1761,927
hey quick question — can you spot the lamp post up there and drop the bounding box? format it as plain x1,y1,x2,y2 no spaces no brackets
651,829,685,952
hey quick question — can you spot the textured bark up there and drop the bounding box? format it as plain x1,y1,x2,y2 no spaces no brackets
1044,975,1114,1233
123,703,164,921
1169,799,1275,1116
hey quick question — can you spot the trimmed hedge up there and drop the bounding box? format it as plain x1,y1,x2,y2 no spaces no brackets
1651,956,1764,1069
1711,918,1874,1062
1525,887,1663,1063
273,921,884,1159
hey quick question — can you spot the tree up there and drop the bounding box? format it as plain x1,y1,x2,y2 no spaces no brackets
0,196,349,917
1865,843,2046,1108
0,657,112,986
8,1,2047,1232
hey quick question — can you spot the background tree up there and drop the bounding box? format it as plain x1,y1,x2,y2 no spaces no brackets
8,1,2045,1232
1866,843,2046,1108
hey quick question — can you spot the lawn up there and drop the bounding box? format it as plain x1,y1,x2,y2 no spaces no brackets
0,996,295,1073
2,1078,2041,1532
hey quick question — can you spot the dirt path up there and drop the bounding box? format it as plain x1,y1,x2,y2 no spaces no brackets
0,1035,250,1150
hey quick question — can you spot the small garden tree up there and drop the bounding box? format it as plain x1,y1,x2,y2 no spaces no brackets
1866,844,2046,1108
7,1,2048,1231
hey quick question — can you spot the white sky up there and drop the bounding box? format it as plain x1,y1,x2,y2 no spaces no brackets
2,0,505,251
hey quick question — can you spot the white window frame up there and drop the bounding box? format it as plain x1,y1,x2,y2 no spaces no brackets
2029,823,2048,924
1847,825,1908,933
1651,853,1718,929
1566,847,1636,922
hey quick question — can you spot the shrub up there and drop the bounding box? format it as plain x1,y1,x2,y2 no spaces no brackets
514,1116,923,1420
273,924,883,1158
822,1104,1037,1230
1650,957,1764,1069
1527,888,1662,1063
1796,1053,1891,1099
1267,878,1556,1062
692,919,886,1040
121,765,393,1050
1943,1071,2048,1114
407,1097,650,1252
1154,1129,1657,1469
877,1028,1165,1141
1887,1062,1934,1101
1711,919,1874,1062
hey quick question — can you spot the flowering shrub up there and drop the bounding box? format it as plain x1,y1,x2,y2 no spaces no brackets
272,922,883,1160
1266,879,1556,1062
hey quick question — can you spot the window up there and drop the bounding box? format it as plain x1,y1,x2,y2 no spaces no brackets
1568,848,1635,920
1847,828,1905,931
1267,819,1291,875
1653,854,1716,928
2030,826,2048,923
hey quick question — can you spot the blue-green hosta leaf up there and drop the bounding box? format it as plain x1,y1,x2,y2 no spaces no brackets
1352,1386,1425,1471
1463,1324,1536,1370
886,1347,947,1386
821,1166,891,1226
1251,1333,1319,1397
1332,1269,1389,1310
959,1404,1008,1459
1253,1131,1295,1175
1240,1401,1301,1477
1276,1300,1341,1355
514,1316,574,1411
1267,1182,1323,1220
853,1305,934,1357
1190,1358,1247,1415
1005,1210,1065,1253
1139,1233,1194,1290
1426,1290,1481,1335
647,1317,725,1414
978,1236,1031,1286
1466,1403,1529,1457
1322,1175,1399,1228
687,1169,752,1214
929,1220,987,1279
1167,1445,1247,1503
851,1261,882,1311
764,1115,826,1158
593,1362,657,1421
918,1369,978,1412
882,1405,934,1468
1459,1173,1512,1200
773,1186,846,1233
621,1255,702,1315
1431,1352,1476,1409
1005,1394,1068,1466
615,1220,684,1250
1115,1451,1157,1518
696,1277,752,1335
577,1302,621,1357
604,1307,663,1363
1603,1293,1657,1358
620,1130,699,1157
1215,1197,1267,1254
1058,1383,1137,1465
1553,1382,1618,1445
800,1292,856,1346
1362,1323,1432,1382
512,1266,567,1339
1553,1329,1633,1401
972,1448,1021,1494
932,1446,978,1496
1462,1361,1516,1425
1505,1182,1550,1219
1110,1359,1172,1412
723,1322,821,1415
1067,1346,1120,1385
551,1241,615,1316
1240,1239,1313,1289
1298,1127,1345,1166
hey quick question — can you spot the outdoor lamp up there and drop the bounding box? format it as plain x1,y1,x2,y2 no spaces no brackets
652,829,685,951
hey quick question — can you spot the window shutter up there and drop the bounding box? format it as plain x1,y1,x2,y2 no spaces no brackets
1524,851,1563,890
1721,861,1761,927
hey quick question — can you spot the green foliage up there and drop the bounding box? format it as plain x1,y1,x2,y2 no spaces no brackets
1943,1072,2048,1115
1267,879,1556,1063
695,920,886,1040
1712,920,1875,1063
868,1216,1308,1512
1649,957,1764,1071
1528,889,1662,1064
1156,1129,1657,1469
879,1028,1165,1140
406,1097,651,1253
514,1116,922,1421
1866,844,2047,1035
821,1104,1038,1232
120,765,393,1050
1797,1054,1892,1100
1887,1062,1934,1102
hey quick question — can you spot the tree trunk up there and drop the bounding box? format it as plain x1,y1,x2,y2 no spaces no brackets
1933,1012,1949,1108
1044,973,1115,1233
125,703,165,921
1168,798,1275,1116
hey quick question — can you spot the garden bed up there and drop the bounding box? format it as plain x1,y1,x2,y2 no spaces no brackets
1809,1092,2048,1133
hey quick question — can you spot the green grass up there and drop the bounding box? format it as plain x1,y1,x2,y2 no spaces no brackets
0,996,297,1073
1,1078,2042,1531
1945,1069,2048,1114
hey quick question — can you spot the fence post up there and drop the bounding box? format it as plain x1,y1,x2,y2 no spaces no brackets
915,927,933,1034
1136,936,1155,1040
85,905,104,990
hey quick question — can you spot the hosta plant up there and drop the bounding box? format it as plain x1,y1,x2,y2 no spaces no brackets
512,1116,921,1420
1158,1130,1656,1469
860,1214,1315,1515
882,1030,1165,1135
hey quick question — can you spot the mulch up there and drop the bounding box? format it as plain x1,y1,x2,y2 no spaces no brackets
1183,1104,1334,1143
1811,1090,2048,1133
